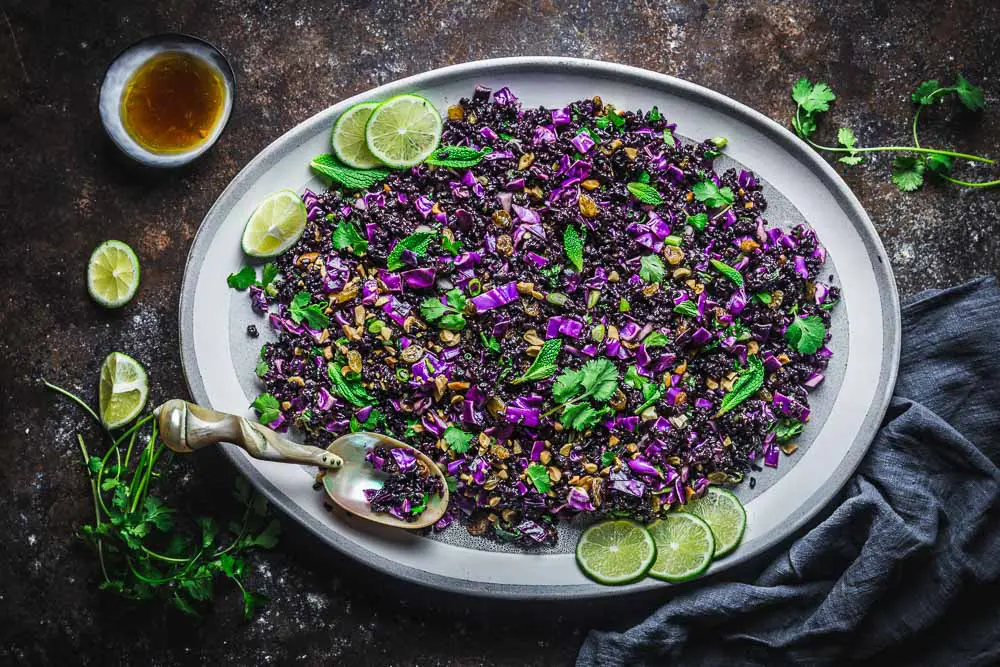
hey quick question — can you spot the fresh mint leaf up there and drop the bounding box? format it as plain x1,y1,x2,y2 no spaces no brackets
753,292,772,305
643,332,670,348
564,224,585,272
784,314,827,354
774,419,804,443
648,106,661,121
288,291,330,329
512,338,562,384
331,220,368,256
639,254,665,283
425,145,492,168
626,182,665,205
327,364,372,407
311,154,390,190
716,356,764,416
526,463,552,493
442,426,475,453
600,448,620,468
227,266,256,290
673,300,700,319
709,259,744,286
386,231,437,271
251,393,280,425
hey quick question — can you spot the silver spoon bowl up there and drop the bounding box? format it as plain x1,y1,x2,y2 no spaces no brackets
154,399,448,530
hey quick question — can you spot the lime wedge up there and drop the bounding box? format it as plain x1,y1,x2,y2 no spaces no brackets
99,352,149,429
683,486,747,557
576,520,656,585
241,190,308,258
646,513,715,582
332,102,382,169
87,240,140,308
365,94,442,168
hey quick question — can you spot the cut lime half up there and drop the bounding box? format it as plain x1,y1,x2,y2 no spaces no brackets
99,352,149,429
87,240,140,308
683,486,747,557
576,520,656,585
332,102,382,169
241,190,308,258
365,94,442,168
646,513,715,583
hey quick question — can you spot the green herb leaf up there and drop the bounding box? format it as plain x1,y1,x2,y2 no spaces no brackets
925,153,954,174
709,258,744,286
639,254,665,283
784,314,827,354
791,78,837,113
600,448,620,467
792,112,817,139
289,291,330,329
420,297,449,322
837,127,857,149
663,127,675,145
331,220,369,256
327,364,372,406
441,236,464,256
445,288,467,311
227,266,257,290
552,368,584,404
439,313,467,331
261,263,279,288
955,73,986,111
716,356,764,417
247,519,281,549
512,338,562,384
891,156,926,192
561,402,603,431
424,145,492,168
648,106,661,122
251,394,280,425
912,79,941,106
526,463,552,493
564,224,585,272
386,231,437,271
774,419,804,443
673,299,700,319
839,155,864,166
579,358,619,402
687,212,708,232
310,154,390,190
753,292,772,305
643,332,670,348
626,182,665,205
692,180,735,208
480,331,501,354
442,426,475,453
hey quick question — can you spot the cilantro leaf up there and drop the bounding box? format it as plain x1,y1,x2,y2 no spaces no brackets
839,155,864,166
792,112,817,139
480,332,501,354
512,338,562,384
925,153,954,174
791,78,837,113
774,419,804,443
288,291,330,329
579,358,618,402
692,180,735,208
421,289,466,329
673,299,700,319
526,463,552,493
552,368,584,404
439,313,467,331
441,236,464,256
784,314,827,354
445,288,467,311
687,212,708,232
420,297,449,322
639,254,665,283
600,448,620,468
386,231,437,271
837,127,857,149
442,426,475,453
424,145,492,168
561,403,603,431
891,156,926,192
331,220,369,256
310,154,390,190
260,263,279,288
246,519,281,549
912,79,942,106
227,266,257,290
564,224,585,272
627,182,664,205
709,258,744,286
251,394,280,425
955,73,986,111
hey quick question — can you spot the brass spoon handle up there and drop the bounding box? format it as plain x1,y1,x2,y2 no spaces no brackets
154,399,343,470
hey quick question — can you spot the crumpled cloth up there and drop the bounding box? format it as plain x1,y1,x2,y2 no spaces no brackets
579,277,1000,666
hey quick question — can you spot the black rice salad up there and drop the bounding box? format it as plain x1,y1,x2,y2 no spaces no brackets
363,446,444,522
248,86,839,546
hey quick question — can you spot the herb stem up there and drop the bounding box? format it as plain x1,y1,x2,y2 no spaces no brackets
711,205,732,221
78,434,110,584
141,544,199,564
43,379,106,434
804,136,995,164
912,102,1000,188
214,502,253,557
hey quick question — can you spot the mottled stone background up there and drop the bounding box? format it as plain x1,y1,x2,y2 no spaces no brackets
1,0,997,664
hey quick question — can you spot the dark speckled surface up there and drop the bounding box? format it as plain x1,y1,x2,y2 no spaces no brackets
1,1,998,664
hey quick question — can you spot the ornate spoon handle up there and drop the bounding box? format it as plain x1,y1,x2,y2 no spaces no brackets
155,399,343,470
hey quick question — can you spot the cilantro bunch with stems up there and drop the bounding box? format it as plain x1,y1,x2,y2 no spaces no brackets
44,380,279,619
791,74,998,191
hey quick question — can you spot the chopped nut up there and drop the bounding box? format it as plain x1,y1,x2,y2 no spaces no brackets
331,279,360,304
592,95,603,109
664,246,685,265
518,152,535,170
553,421,563,432
642,283,660,297
530,289,545,301
524,184,545,200
625,442,638,454
315,329,330,344
740,238,760,252
491,209,512,228
447,381,470,392
491,444,510,460
447,104,465,120
781,443,799,455
486,397,506,418
439,329,460,346
402,316,416,333
483,477,499,491
296,251,319,267
374,295,390,308
521,300,540,317
705,377,719,390
583,462,598,474
512,441,523,455
623,147,639,160
672,267,692,280
353,305,366,326
496,234,514,256
433,375,448,401
539,450,552,465
379,326,392,341
516,281,535,296
747,340,760,355
675,360,688,374
280,401,292,411
578,193,599,218
399,344,424,363
674,391,687,406
581,178,601,191
607,270,620,283
607,325,620,340
777,353,791,364
287,376,305,387
501,509,518,523
342,324,362,341
559,443,573,457
547,466,562,482
478,432,492,449
346,350,363,374
498,469,510,480
608,435,621,447
522,329,544,347
568,475,581,486
322,346,334,360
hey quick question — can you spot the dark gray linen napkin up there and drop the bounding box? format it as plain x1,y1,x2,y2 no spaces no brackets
578,277,1000,667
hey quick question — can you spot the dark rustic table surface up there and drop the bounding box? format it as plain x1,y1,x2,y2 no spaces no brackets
2,1,998,664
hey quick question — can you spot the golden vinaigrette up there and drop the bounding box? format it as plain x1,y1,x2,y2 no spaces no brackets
120,51,225,153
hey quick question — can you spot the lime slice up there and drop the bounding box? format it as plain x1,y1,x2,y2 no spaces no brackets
241,190,308,258
575,520,656,585
332,102,382,169
683,486,747,557
99,352,149,429
87,240,140,308
647,513,715,582
365,94,442,168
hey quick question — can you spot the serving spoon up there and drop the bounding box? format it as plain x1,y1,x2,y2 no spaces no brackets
154,399,449,530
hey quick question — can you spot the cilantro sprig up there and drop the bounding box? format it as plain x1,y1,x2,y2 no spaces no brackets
791,75,998,191
420,289,468,331
332,220,369,256
227,263,279,291
545,359,618,431
44,380,279,619
784,311,827,355
289,291,330,329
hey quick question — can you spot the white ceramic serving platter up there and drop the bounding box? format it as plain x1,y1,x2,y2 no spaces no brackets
180,57,900,599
